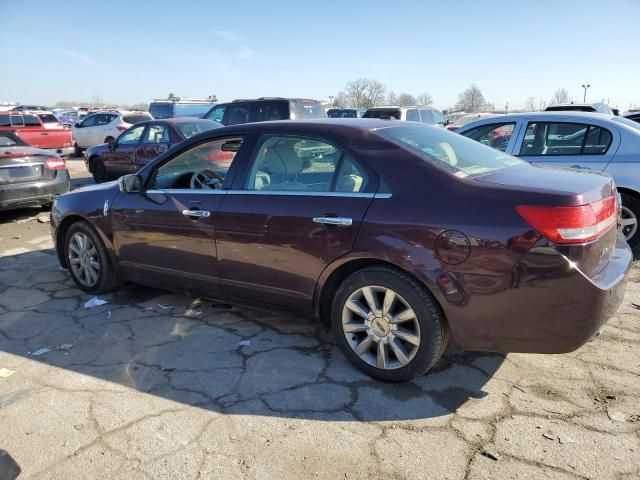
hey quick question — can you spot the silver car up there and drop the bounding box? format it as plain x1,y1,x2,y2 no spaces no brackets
456,112,640,248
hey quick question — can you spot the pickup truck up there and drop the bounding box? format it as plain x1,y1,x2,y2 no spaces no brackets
0,112,74,156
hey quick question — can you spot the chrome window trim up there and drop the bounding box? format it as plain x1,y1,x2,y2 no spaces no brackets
145,188,392,199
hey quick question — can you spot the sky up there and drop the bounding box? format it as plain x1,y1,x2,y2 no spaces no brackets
1,0,639,110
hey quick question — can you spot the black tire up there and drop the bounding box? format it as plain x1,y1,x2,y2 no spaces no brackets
64,221,121,294
620,192,640,250
73,143,83,157
104,136,115,144
91,157,109,183
331,266,448,382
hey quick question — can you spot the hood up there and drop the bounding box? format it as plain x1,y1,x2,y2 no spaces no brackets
71,180,119,195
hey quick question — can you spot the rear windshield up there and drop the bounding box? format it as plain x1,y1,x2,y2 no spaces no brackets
363,108,402,120
328,109,358,118
122,114,152,124
375,124,523,177
176,120,222,139
291,100,326,119
149,103,173,119
545,105,595,112
39,114,59,124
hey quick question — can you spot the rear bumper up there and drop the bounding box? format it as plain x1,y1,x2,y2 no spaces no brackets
44,147,74,157
444,236,632,353
0,170,71,210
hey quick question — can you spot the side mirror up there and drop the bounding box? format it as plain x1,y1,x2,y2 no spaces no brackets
119,174,143,193
74,122,81,128
108,140,116,151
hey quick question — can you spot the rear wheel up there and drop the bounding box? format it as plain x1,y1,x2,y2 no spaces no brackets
332,266,448,382
64,221,120,293
91,157,109,183
73,143,83,157
620,192,640,249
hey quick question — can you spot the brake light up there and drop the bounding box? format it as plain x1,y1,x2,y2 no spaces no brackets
116,125,127,132
516,196,617,244
45,157,66,170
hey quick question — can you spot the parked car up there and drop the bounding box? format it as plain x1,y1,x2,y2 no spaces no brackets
12,105,49,112
84,117,223,183
51,119,631,381
446,113,501,131
625,112,640,124
35,111,66,130
204,98,326,125
0,112,74,156
0,130,70,210
327,108,364,118
72,111,153,153
455,111,640,248
545,103,613,115
149,97,217,119
363,106,445,125
55,109,83,127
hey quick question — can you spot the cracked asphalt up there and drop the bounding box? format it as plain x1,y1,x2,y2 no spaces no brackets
0,158,639,479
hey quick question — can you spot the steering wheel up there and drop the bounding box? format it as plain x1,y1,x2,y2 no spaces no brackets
190,168,224,190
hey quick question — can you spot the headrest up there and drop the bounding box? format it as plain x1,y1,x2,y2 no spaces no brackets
264,144,304,176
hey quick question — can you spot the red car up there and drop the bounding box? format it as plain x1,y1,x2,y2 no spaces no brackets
51,119,631,381
84,117,223,183
0,111,74,156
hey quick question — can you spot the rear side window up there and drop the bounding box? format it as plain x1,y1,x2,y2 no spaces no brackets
95,114,113,126
0,115,10,126
122,114,152,124
81,114,98,127
252,101,289,122
224,104,251,125
173,103,215,117
38,114,58,124
363,109,402,120
10,115,24,126
376,124,523,177
406,109,420,121
519,122,612,156
461,122,516,152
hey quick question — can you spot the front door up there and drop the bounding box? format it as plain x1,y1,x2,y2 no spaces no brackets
103,124,145,178
110,134,247,295
515,120,618,173
215,134,376,310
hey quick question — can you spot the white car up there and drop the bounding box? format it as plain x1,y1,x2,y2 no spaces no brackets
72,111,153,152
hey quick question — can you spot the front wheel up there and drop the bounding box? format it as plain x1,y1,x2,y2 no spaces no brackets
332,266,448,382
91,157,109,183
620,193,639,249
64,221,120,293
73,143,83,157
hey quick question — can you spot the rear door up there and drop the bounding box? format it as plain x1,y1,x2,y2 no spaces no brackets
102,124,145,177
135,123,170,169
215,133,376,310
515,120,618,173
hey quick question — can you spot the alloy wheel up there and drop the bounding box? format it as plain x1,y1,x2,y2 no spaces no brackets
68,232,100,287
341,285,421,370
620,205,638,241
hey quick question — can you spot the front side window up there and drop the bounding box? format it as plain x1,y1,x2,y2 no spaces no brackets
461,122,516,152
95,114,112,126
246,135,368,193
23,115,41,126
38,114,58,124
153,137,243,189
224,105,250,125
81,114,98,127
206,105,226,123
406,109,420,122
375,124,523,177
519,122,612,156
143,124,169,144
118,125,145,145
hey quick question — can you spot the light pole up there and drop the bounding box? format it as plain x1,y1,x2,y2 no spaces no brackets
581,84,590,102
328,96,334,107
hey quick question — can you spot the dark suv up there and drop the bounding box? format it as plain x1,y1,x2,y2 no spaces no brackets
204,98,326,126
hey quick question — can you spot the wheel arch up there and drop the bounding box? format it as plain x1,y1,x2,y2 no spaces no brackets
313,256,448,329
617,186,640,201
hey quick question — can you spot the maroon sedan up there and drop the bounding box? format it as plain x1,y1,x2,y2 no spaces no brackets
84,117,222,183
51,119,632,381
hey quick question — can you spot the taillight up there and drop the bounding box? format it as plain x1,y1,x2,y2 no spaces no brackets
516,196,617,244
116,124,127,132
45,157,66,170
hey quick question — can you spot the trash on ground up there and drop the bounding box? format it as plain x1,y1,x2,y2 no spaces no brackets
57,344,73,354
29,347,51,356
481,450,500,461
157,304,172,310
607,409,626,422
237,339,251,347
107,311,112,319
542,433,556,441
630,302,640,310
37,213,51,223
84,297,108,309
513,385,526,393
558,436,575,444
0,368,16,378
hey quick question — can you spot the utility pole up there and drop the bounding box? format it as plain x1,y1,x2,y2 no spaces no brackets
505,101,509,113
581,84,590,102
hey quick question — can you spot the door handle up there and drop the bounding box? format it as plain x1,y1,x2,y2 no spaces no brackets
182,209,211,218
313,216,352,226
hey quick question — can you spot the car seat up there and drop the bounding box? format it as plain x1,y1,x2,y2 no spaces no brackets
261,144,307,191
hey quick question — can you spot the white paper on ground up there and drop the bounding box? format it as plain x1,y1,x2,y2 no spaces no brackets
84,297,108,309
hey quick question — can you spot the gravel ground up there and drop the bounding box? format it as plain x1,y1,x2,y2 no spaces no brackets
0,157,638,479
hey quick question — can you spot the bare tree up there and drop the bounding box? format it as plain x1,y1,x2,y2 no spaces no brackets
550,88,569,105
337,78,387,108
525,96,537,111
455,84,486,112
344,79,370,108
416,92,433,106
365,79,387,107
333,91,348,108
386,91,398,105
396,93,417,107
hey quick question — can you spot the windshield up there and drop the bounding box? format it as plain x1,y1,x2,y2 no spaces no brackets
176,120,222,139
149,103,173,119
612,116,640,132
375,124,523,177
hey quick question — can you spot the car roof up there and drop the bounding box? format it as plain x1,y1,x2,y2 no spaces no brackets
468,111,617,121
